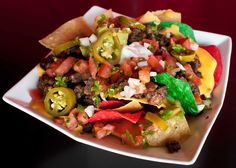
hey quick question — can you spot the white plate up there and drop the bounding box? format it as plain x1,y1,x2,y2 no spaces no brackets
2,6,232,165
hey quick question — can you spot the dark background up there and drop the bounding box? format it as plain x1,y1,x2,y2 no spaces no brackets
1,0,235,167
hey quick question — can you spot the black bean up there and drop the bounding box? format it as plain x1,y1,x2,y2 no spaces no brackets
166,140,181,153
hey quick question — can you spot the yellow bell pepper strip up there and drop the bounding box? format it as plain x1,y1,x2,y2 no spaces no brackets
152,72,199,115
44,87,76,117
160,21,196,41
171,43,196,62
117,16,146,30
52,39,80,55
144,112,168,130
196,47,217,98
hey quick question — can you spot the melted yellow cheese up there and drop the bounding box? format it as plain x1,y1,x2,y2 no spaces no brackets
197,47,217,98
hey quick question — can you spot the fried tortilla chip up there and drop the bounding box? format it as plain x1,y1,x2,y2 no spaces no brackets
114,100,143,113
94,9,113,29
152,9,181,22
145,115,190,146
138,11,160,24
113,93,166,109
39,16,93,49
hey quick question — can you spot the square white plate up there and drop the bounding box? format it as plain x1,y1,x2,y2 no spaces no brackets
2,6,232,165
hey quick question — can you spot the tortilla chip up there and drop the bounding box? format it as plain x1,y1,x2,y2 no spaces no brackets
39,16,93,50
152,9,181,22
138,11,160,24
94,9,113,29
113,93,166,109
114,100,143,113
145,115,190,146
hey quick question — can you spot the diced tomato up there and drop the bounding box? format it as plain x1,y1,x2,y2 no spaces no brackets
201,45,222,88
126,59,137,69
184,64,201,85
142,39,159,53
73,59,89,74
89,57,98,79
111,120,142,147
100,100,125,109
147,55,163,72
120,62,132,76
88,110,143,124
194,93,202,105
163,51,177,68
98,63,112,79
66,110,79,131
139,67,150,83
29,89,42,100
54,117,65,125
179,38,191,49
77,112,88,125
55,56,76,75
46,59,64,77
93,122,114,139
170,37,177,44
110,70,121,83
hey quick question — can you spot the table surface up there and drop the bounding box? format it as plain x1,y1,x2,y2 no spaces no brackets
1,0,235,167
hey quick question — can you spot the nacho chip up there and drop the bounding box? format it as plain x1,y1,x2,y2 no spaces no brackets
114,100,143,113
39,16,93,49
113,93,166,109
152,9,181,22
138,11,160,24
145,115,190,146
94,9,113,29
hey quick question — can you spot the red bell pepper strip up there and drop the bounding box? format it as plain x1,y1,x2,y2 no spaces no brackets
200,45,222,88
100,100,125,109
88,109,144,124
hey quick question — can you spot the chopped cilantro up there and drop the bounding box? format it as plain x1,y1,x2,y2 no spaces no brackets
54,76,67,87
91,81,101,95
105,85,122,98
142,138,149,148
159,110,173,121
172,43,185,53
92,96,101,107
125,130,136,144
111,66,120,73
143,130,155,136
77,104,85,112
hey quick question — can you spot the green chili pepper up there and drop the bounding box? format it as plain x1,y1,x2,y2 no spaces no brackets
92,30,128,65
117,16,146,30
152,72,199,115
44,87,76,117
160,21,196,42
53,40,80,55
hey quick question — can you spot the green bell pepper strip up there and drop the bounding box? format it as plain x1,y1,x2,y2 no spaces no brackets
44,87,76,117
152,72,199,115
160,21,196,42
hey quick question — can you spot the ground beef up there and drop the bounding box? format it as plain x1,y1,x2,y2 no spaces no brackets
84,78,94,95
39,54,54,70
37,74,55,95
83,122,94,133
145,82,158,92
68,73,83,84
189,81,200,94
166,140,181,153
128,28,146,43
59,46,82,58
82,95,95,106
133,94,145,99
146,86,168,105
145,26,155,40
190,56,201,74
74,85,85,99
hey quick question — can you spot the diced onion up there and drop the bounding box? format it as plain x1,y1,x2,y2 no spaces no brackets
137,61,148,67
79,37,90,46
197,104,205,112
190,42,199,51
150,71,157,76
159,60,166,68
84,105,95,117
143,42,151,48
176,62,186,71
89,34,97,43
